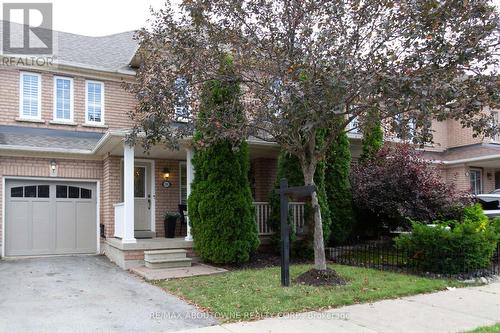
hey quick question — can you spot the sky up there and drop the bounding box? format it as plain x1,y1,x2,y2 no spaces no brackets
0,0,177,36
1,0,500,37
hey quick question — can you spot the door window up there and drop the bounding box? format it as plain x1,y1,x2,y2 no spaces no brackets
179,162,187,204
134,167,146,198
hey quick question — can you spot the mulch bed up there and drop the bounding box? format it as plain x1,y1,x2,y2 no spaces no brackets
294,268,348,286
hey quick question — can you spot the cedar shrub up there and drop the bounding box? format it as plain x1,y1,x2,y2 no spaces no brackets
188,57,259,263
325,129,354,245
359,110,384,162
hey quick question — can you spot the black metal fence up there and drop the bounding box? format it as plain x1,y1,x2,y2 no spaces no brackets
327,241,500,279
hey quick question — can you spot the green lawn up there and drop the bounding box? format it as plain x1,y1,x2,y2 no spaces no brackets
153,264,463,322
464,323,500,333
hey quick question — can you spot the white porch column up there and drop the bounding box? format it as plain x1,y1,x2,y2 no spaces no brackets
185,147,194,241
122,143,136,243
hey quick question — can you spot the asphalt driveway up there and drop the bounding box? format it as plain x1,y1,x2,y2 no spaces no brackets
0,255,217,333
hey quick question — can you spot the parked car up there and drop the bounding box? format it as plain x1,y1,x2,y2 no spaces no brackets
490,189,500,194
476,194,500,218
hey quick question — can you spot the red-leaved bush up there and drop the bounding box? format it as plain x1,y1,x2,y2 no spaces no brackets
351,144,472,232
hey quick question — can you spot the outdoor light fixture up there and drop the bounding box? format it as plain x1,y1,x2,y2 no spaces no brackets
50,160,57,177
162,167,172,188
162,167,170,180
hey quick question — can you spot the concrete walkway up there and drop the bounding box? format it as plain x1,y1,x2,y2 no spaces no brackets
174,282,500,333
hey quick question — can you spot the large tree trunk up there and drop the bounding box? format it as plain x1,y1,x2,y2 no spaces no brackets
303,164,327,271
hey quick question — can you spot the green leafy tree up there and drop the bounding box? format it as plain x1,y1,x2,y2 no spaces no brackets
326,130,354,245
188,58,259,263
129,0,500,272
360,111,384,162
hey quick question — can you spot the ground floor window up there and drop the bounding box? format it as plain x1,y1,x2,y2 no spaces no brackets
469,169,482,194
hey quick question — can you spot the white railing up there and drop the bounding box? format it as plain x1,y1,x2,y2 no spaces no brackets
254,202,273,235
289,202,306,233
113,202,124,239
253,202,306,235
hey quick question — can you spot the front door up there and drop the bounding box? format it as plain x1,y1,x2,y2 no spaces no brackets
134,163,152,232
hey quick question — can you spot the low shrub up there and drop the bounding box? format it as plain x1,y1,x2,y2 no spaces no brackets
395,204,498,274
351,144,472,236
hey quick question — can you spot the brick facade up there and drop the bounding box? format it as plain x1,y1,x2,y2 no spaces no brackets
251,158,278,202
154,159,186,238
0,66,135,132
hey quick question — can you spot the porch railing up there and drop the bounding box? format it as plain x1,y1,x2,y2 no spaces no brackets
253,202,306,235
113,201,305,238
113,202,124,238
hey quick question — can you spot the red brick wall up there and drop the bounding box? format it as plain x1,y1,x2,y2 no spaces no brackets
251,158,278,202
154,159,186,238
102,154,121,237
0,156,103,249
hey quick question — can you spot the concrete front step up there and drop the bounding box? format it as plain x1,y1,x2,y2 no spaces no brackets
145,257,192,269
144,249,188,261
134,230,156,239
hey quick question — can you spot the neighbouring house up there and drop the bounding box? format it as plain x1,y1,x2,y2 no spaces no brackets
0,24,497,268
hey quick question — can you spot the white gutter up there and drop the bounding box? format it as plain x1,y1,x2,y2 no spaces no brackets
429,153,500,165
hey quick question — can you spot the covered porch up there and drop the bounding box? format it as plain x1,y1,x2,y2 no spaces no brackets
95,133,307,268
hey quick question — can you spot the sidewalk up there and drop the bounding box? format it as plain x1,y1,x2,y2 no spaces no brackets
174,282,500,333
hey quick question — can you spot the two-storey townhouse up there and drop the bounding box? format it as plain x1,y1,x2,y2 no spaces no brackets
0,23,494,269
0,24,285,268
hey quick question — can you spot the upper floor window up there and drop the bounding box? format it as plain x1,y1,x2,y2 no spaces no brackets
394,114,416,140
19,72,41,120
349,116,360,134
53,76,74,122
85,80,104,125
491,111,499,142
174,77,190,122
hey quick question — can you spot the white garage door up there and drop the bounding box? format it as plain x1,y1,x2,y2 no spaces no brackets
5,180,97,256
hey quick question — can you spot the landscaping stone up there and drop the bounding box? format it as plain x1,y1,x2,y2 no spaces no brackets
131,262,228,280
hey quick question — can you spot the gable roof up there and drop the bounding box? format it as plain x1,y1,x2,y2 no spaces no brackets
0,21,139,75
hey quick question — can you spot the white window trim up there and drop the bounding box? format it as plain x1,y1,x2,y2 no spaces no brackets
85,80,105,125
53,76,74,123
19,71,42,120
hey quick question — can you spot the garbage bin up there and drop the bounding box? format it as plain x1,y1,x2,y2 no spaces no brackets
164,213,179,238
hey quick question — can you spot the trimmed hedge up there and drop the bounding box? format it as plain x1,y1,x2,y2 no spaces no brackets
188,57,259,264
326,128,354,245
395,204,498,274
189,141,259,263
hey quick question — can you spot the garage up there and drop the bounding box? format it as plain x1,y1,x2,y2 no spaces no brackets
4,179,97,256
